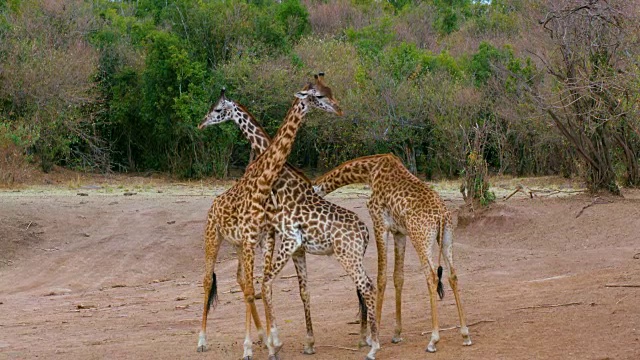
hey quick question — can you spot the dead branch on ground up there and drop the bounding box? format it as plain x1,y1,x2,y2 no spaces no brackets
420,319,496,335
315,345,359,352
514,302,582,310
576,197,612,218
605,284,640,288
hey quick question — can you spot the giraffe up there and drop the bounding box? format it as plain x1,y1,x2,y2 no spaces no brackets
198,88,381,360
313,153,472,353
196,73,343,360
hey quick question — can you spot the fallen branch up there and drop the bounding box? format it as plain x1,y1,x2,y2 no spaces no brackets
315,345,359,352
280,274,297,279
576,197,611,218
504,184,534,201
420,319,495,335
514,301,582,310
605,284,640,288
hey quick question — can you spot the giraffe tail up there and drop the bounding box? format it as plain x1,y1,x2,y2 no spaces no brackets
206,272,219,311
436,215,445,300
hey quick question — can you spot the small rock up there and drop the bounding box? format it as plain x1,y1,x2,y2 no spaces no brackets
167,220,176,225
82,233,90,237
123,192,137,196
175,304,189,310
77,193,89,196
176,296,187,301
157,190,163,193
108,201,119,205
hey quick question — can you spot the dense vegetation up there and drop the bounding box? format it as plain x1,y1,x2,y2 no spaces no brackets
1,0,639,196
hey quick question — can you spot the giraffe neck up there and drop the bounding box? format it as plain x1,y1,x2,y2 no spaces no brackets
231,105,271,155
313,154,392,195
250,99,308,199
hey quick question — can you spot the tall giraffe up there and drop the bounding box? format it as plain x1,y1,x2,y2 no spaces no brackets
198,89,381,359
313,154,472,353
197,74,343,360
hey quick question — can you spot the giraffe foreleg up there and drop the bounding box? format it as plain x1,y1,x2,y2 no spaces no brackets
292,253,315,355
197,218,223,353
367,203,388,333
236,258,266,345
241,236,258,360
391,233,407,344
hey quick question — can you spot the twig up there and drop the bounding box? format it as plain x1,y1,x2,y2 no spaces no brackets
576,197,611,218
315,345,359,352
280,274,297,279
514,302,582,310
420,319,495,335
605,284,640,288
25,221,33,230
616,294,630,305
223,288,243,294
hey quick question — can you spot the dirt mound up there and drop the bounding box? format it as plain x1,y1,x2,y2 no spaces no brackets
0,217,43,267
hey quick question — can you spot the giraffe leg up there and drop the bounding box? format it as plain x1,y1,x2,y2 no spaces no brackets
241,237,257,360
262,234,303,358
367,202,388,339
335,245,380,359
197,218,223,352
292,253,316,355
413,229,440,353
236,255,266,345
391,233,407,344
442,224,472,347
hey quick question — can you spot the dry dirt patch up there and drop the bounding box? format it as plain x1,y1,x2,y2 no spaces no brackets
0,182,639,360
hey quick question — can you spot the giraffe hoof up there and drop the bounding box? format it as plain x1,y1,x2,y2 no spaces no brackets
302,346,316,355
391,336,403,344
358,340,369,348
243,357,252,360
196,345,207,352
463,338,473,346
426,344,437,353
267,355,280,360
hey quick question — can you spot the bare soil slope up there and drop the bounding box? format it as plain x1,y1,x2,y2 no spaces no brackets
1,187,639,360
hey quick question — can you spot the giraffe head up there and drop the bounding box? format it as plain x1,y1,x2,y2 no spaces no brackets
295,73,343,116
198,88,235,129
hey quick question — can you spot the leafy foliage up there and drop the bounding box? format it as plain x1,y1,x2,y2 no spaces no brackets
0,0,638,195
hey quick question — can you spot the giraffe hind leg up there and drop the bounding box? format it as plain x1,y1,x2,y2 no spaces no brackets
198,218,223,352
442,225,472,346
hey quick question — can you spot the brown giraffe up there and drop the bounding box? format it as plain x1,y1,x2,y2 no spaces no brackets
313,153,472,353
196,74,343,360
198,89,381,359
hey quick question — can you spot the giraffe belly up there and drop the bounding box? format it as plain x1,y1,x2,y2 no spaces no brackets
383,209,406,235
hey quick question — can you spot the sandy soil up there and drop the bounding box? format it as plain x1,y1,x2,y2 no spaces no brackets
1,179,639,360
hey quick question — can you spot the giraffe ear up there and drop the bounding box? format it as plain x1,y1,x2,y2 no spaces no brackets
295,90,309,99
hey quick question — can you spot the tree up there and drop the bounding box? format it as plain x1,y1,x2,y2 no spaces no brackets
533,0,640,194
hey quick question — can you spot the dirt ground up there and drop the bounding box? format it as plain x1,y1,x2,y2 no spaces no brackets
1,176,639,360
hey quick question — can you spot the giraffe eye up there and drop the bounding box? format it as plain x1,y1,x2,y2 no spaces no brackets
316,95,325,99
